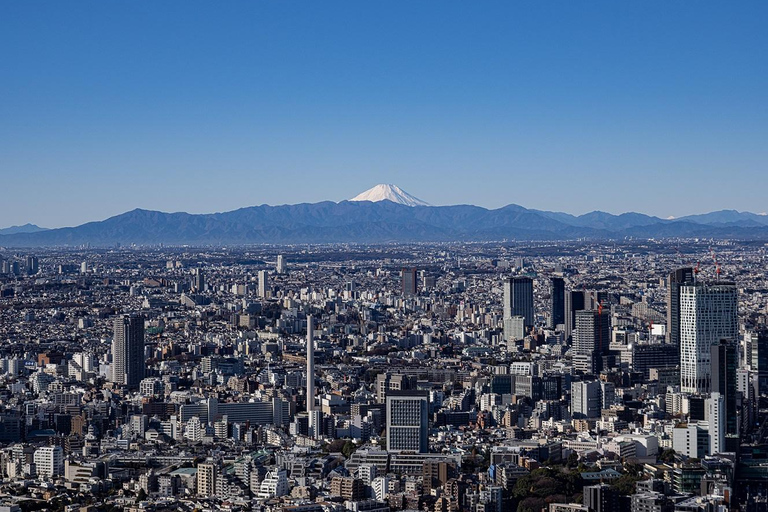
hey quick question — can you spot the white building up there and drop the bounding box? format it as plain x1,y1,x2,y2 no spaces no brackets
33,446,63,478
679,283,738,394
257,469,288,500
571,381,601,419
672,422,708,458
707,392,725,455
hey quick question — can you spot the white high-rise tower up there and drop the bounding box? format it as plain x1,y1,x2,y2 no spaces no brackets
679,282,738,394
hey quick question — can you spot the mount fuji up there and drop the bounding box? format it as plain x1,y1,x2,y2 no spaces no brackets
350,184,431,207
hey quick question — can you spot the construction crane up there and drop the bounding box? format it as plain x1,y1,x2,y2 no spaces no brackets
709,246,722,281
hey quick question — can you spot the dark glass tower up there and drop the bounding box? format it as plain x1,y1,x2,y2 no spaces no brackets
667,267,694,345
550,277,565,329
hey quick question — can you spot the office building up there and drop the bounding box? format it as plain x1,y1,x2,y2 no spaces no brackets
550,277,565,328
111,315,145,389
402,268,417,296
667,267,694,345
679,282,738,394
710,339,738,436
583,484,619,512
744,329,768,394
632,343,680,380
571,381,601,419
565,290,586,342
25,256,39,275
386,390,429,453
504,276,535,334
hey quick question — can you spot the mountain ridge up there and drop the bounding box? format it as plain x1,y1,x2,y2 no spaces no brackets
2,201,768,247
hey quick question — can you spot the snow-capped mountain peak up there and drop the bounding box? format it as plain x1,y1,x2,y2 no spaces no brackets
350,184,431,207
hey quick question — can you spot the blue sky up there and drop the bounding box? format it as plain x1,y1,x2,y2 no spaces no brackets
1,1,766,227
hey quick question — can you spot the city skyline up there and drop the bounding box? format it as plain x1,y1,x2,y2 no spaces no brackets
2,1,767,227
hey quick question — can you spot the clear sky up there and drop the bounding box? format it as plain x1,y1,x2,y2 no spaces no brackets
1,1,766,228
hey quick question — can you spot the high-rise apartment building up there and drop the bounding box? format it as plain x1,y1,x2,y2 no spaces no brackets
258,270,269,298
707,393,725,455
386,390,429,453
197,462,217,497
111,315,145,389
679,282,738,394
573,309,610,375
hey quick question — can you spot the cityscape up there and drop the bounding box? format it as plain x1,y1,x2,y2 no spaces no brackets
0,227,766,512
2,2,767,512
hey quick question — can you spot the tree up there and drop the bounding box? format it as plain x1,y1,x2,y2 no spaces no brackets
342,441,357,458
658,449,676,464
566,452,579,468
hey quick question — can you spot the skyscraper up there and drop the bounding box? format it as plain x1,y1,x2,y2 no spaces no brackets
276,254,286,274
550,277,565,328
402,268,417,296
386,390,429,453
503,277,535,333
306,315,315,412
111,315,145,389
745,329,768,395
679,282,738,394
710,339,738,436
573,308,610,375
192,268,205,292
564,290,586,342
667,267,694,345
25,256,38,275
258,270,269,298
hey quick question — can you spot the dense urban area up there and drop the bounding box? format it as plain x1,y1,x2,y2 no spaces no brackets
0,240,766,512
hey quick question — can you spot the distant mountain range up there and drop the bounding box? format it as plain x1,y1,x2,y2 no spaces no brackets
0,223,48,236
1,186,768,246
